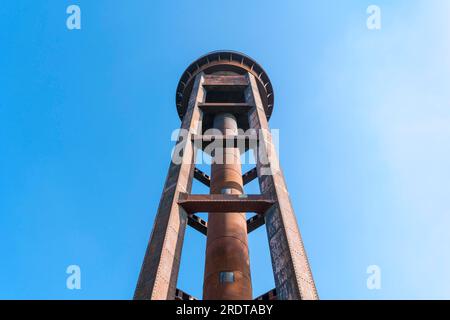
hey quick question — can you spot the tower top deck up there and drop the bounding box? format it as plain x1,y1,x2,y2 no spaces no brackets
176,50,274,121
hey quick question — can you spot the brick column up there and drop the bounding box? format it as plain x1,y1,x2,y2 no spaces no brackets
245,73,318,300
134,73,205,300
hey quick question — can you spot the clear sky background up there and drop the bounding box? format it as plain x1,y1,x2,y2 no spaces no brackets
1,0,449,299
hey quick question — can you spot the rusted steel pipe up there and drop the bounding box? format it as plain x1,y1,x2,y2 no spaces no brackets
203,113,252,300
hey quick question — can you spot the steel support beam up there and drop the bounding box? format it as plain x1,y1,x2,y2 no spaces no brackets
194,167,210,187
198,103,252,115
242,167,258,186
254,288,277,301
186,214,264,236
191,134,258,152
175,288,198,301
178,193,275,215
203,74,249,90
247,214,265,233
187,214,208,236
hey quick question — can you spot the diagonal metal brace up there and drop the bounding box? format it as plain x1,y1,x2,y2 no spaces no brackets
194,167,210,187
187,214,207,236
242,167,258,186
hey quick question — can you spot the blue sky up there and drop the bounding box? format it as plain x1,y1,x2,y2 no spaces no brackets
1,0,449,299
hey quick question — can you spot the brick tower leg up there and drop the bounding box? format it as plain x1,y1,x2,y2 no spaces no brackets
134,74,205,300
245,73,319,300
